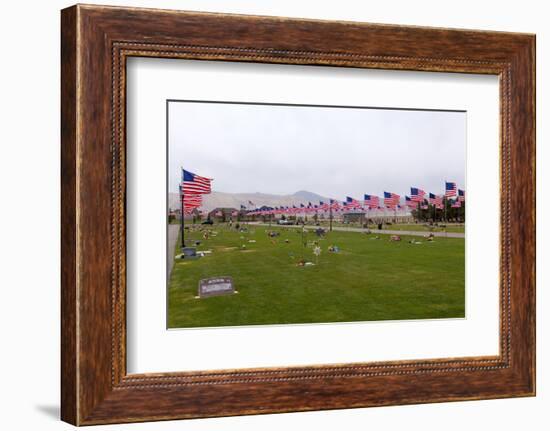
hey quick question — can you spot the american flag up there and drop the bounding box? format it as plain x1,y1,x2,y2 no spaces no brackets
181,169,212,194
182,194,202,208
451,200,462,208
405,196,416,208
458,189,465,202
445,181,457,198
364,194,380,208
410,187,426,203
429,193,443,207
329,199,341,211
346,196,363,210
384,191,400,208
182,193,202,214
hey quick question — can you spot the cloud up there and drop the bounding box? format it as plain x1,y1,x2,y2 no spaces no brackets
169,101,465,199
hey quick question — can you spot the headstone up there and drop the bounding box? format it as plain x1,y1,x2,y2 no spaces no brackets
181,247,197,258
198,277,235,298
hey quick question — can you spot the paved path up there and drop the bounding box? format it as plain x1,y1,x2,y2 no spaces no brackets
167,224,180,277
254,223,464,238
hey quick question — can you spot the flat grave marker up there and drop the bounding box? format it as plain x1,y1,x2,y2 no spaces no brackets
197,276,236,298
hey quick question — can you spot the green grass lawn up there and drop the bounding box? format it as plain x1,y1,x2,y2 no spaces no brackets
168,224,465,328
310,221,464,233
380,223,465,233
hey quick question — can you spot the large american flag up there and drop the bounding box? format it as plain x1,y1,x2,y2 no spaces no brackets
364,194,380,208
428,192,437,204
384,191,400,208
181,186,202,213
182,193,202,208
445,181,457,198
182,169,212,194
410,187,426,203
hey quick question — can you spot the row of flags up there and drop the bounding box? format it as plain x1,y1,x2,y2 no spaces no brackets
247,195,464,218
246,183,465,216
179,169,465,216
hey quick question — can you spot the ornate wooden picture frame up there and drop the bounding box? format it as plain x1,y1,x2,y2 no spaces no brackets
61,4,535,425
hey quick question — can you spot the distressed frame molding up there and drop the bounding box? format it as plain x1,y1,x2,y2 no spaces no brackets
61,4,535,425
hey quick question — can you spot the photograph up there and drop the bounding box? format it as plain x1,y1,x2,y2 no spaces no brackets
167,100,467,329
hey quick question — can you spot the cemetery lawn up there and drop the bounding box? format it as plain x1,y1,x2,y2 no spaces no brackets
381,223,465,233
315,221,465,233
168,224,465,328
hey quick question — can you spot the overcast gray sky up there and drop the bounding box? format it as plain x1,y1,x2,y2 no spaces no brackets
168,101,465,199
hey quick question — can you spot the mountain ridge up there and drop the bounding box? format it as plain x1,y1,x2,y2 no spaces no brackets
168,190,332,213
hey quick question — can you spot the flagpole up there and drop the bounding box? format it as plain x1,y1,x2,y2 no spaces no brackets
444,181,448,224
329,201,333,232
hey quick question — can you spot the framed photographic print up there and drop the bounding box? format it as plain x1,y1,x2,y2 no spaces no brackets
164,100,467,330
61,4,535,425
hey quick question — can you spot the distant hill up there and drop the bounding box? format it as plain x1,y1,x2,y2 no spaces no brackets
292,190,328,203
168,190,332,213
